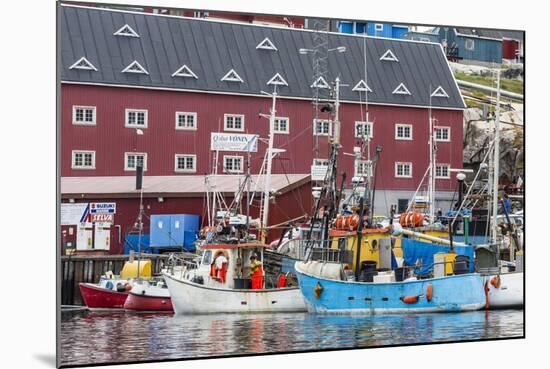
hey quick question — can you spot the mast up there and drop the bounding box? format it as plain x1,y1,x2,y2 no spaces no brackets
260,87,278,243
491,70,502,246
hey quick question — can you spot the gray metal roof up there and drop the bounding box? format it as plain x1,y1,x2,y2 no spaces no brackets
456,27,524,41
60,5,465,110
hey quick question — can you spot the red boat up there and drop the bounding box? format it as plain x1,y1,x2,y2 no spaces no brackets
79,281,131,309
124,280,173,312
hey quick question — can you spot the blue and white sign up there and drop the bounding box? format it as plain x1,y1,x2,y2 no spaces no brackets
61,203,89,225
210,133,258,152
90,202,116,214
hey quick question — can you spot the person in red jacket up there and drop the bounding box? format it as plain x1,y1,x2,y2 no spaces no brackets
249,254,264,289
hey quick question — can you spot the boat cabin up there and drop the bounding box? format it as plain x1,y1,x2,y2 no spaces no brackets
194,243,268,289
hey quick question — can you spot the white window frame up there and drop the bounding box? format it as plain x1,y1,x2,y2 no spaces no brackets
435,126,451,142
124,152,147,171
435,164,451,179
465,38,475,51
313,119,331,136
311,76,330,89
273,117,290,134
125,109,148,128
223,155,244,174
72,106,97,126
256,37,278,51
121,60,149,75
395,162,413,178
267,73,288,86
375,23,384,32
355,160,372,177
431,86,449,98
380,49,399,62
354,121,373,139
393,82,411,95
221,69,244,83
174,154,197,173
69,57,98,71
113,24,140,38
224,114,245,132
352,80,372,93
172,64,198,79
175,112,197,131
395,124,413,140
71,150,96,170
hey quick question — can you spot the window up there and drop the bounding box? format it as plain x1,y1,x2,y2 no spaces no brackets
435,126,451,142
393,83,411,95
395,162,412,178
274,117,289,134
267,73,288,86
355,121,373,138
224,114,245,132
314,119,331,136
125,109,148,128
435,164,450,179
71,150,95,169
172,65,198,79
125,152,147,171
380,49,399,62
313,158,329,167
395,124,413,140
121,61,149,75
72,106,96,125
224,156,243,174
69,57,98,71
175,112,197,130
355,160,372,177
175,154,197,173
352,80,372,92
375,23,384,32
221,69,244,83
256,37,278,51
113,24,140,37
465,39,475,51
311,76,330,89
431,86,449,98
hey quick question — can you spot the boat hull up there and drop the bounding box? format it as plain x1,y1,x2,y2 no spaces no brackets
79,283,129,309
124,292,174,312
163,271,307,314
295,262,486,314
485,272,523,308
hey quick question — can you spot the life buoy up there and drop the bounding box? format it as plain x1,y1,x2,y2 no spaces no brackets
490,275,501,289
399,212,425,228
314,282,323,299
400,295,419,304
335,214,360,231
426,284,433,302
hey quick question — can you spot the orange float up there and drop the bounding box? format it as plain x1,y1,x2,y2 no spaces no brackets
490,275,501,289
400,295,419,304
426,284,433,302
399,212,425,228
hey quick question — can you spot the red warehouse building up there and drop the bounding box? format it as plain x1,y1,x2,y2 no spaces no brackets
59,4,465,253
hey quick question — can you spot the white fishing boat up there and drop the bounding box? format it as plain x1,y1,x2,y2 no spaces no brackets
163,243,306,314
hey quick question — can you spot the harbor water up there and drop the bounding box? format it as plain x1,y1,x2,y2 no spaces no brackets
60,309,523,366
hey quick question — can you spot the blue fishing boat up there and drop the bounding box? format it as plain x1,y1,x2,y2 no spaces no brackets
295,260,486,314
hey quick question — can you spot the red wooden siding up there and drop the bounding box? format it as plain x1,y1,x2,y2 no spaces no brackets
61,84,463,191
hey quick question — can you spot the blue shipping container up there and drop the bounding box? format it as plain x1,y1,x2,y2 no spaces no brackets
149,214,199,251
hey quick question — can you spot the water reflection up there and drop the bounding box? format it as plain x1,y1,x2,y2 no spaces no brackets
60,309,523,367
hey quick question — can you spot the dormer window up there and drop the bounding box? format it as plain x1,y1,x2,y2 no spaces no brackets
352,80,372,92
392,83,411,95
221,69,244,83
311,76,330,89
431,86,449,98
267,73,288,86
172,64,198,79
122,61,149,75
380,49,399,62
69,57,97,71
113,24,139,38
256,37,277,51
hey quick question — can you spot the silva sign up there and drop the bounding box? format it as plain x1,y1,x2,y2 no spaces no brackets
210,133,258,152
90,202,116,214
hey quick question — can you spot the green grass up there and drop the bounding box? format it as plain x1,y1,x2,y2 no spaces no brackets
464,98,482,109
455,72,523,95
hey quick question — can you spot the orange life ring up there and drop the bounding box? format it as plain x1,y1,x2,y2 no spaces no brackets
400,295,419,304
426,284,433,302
490,275,501,289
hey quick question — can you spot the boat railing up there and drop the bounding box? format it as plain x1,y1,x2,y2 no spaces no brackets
166,253,199,275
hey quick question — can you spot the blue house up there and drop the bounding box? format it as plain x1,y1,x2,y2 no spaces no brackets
337,21,408,39
402,30,440,43
436,27,503,64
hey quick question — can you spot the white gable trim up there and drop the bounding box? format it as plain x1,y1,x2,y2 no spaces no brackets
380,49,399,62
69,57,98,71
393,83,411,95
267,73,288,86
352,79,372,92
172,64,198,78
121,60,149,75
113,24,140,37
311,76,330,89
256,37,278,51
431,86,449,98
221,69,244,83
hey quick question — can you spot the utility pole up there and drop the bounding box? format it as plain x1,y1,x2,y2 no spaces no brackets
491,70,502,250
